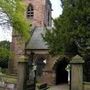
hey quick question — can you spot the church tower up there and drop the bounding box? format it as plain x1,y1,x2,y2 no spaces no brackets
24,0,52,27
9,0,52,74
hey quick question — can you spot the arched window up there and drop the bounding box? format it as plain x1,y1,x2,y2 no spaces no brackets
27,4,34,18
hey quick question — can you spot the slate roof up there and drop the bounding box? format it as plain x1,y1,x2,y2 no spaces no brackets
26,27,51,50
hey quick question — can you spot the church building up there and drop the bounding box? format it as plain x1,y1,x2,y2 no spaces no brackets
25,0,53,85
10,0,69,85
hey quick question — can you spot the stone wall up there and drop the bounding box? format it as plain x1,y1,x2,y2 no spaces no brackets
0,83,16,90
83,82,90,90
9,31,25,74
41,70,55,85
37,55,60,85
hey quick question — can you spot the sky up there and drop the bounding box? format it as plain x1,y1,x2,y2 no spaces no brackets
50,0,62,18
0,0,62,41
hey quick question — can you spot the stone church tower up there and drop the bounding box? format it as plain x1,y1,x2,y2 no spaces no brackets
25,0,53,85
24,0,52,27
9,0,52,74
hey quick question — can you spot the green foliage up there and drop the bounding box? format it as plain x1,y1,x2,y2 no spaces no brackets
0,0,30,40
0,41,10,68
0,41,10,50
0,47,10,58
43,0,90,55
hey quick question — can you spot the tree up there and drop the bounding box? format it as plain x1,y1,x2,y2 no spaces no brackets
0,41,10,68
0,41,10,49
43,0,90,56
0,0,30,40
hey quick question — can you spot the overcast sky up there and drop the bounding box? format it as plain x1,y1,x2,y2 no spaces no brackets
0,0,62,41
50,0,62,18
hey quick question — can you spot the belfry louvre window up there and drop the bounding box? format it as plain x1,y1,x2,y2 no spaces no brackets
27,4,34,18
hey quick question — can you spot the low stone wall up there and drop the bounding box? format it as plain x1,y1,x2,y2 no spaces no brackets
0,73,17,90
83,82,90,90
0,81,16,90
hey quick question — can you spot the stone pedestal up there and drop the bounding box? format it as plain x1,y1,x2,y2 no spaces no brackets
70,55,84,90
17,58,28,90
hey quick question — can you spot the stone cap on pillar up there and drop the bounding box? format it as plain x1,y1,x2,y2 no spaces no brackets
70,55,84,64
18,55,28,63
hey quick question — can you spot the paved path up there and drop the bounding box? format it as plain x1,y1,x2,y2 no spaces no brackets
48,84,69,90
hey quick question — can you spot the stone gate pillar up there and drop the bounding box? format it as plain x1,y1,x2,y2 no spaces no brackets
17,56,28,90
70,55,84,90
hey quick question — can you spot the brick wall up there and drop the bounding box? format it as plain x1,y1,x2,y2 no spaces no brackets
9,31,25,74
24,0,52,27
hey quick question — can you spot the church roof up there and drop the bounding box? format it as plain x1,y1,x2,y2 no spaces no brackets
26,27,50,50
